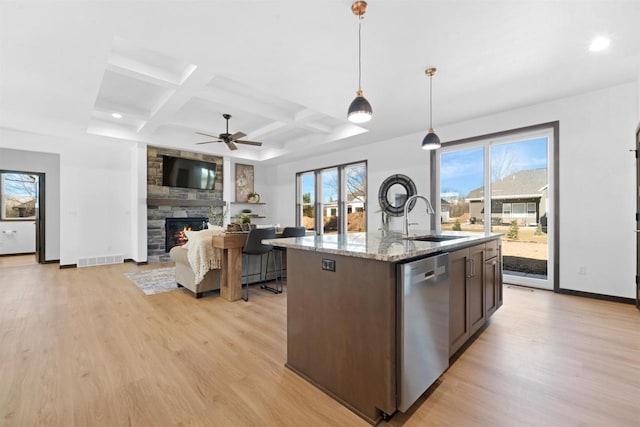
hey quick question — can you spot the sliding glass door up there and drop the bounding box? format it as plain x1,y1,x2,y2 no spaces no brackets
439,147,484,233
438,128,555,289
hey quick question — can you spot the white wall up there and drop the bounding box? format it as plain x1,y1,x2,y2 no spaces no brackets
0,128,135,265
637,71,640,123
0,145,60,261
130,143,147,263
271,82,638,299
0,221,35,255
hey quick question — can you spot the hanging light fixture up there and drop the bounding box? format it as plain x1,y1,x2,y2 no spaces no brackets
422,67,441,150
347,1,373,123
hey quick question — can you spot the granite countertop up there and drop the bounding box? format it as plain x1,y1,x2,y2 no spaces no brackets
263,230,502,262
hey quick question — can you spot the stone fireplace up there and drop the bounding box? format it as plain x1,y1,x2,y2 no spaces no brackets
147,146,224,263
165,217,207,252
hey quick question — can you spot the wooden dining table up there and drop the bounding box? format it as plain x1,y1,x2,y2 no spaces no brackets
212,231,283,302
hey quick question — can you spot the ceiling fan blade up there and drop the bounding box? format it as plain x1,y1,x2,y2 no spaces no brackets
195,140,222,145
230,131,246,140
226,141,238,150
235,140,263,147
195,131,220,138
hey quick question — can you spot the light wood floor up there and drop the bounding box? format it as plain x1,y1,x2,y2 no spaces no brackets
0,253,37,268
0,261,638,427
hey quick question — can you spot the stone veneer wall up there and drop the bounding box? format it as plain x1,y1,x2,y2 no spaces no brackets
147,146,224,263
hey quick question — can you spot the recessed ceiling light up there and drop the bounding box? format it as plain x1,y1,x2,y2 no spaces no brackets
111,112,123,119
589,36,610,52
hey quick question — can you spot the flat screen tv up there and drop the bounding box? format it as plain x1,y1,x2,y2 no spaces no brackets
162,155,217,190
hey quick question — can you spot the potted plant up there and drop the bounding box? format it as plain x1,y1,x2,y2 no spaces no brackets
247,192,260,203
237,213,252,224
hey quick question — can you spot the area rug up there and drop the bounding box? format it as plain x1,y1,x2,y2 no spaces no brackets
124,267,179,295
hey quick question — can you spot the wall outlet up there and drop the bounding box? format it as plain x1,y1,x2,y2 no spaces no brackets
578,265,587,275
322,258,336,272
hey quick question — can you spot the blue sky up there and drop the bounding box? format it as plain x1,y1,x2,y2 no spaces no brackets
302,171,338,202
441,137,548,197
3,173,36,196
301,165,366,203
301,174,315,200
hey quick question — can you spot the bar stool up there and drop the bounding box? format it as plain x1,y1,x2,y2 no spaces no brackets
242,227,278,301
270,226,306,281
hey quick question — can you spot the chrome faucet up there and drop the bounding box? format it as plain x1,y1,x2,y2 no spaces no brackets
403,195,435,236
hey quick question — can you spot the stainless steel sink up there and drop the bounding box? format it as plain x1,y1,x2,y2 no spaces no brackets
405,235,467,242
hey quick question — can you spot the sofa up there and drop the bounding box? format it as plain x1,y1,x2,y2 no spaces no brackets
169,245,221,298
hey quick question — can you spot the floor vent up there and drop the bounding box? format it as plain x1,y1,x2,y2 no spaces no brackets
77,254,124,267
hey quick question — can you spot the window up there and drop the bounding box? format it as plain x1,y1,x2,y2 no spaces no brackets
1,173,37,220
527,202,536,214
296,161,367,235
512,203,526,215
502,203,512,215
297,172,315,231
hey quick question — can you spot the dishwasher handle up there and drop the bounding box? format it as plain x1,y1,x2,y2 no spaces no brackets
410,264,446,285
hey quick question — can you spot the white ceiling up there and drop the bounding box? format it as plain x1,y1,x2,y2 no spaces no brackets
1,1,639,165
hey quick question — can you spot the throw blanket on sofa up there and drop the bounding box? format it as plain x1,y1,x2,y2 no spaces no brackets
184,227,225,285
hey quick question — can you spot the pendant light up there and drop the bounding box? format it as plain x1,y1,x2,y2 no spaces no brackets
347,1,373,123
422,67,441,150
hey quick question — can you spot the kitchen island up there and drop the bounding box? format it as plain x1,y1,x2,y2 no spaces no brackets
265,230,503,425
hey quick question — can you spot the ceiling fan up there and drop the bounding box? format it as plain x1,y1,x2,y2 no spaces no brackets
195,113,262,151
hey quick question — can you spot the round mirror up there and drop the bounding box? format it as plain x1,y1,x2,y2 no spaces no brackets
378,174,417,217
386,183,408,208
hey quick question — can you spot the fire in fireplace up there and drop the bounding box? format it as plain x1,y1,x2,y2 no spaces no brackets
165,217,207,252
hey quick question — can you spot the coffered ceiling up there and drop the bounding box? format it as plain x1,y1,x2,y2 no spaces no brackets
1,1,639,164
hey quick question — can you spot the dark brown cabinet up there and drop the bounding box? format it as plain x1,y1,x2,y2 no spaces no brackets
286,250,397,424
468,244,486,336
449,249,468,356
484,239,503,317
449,241,502,357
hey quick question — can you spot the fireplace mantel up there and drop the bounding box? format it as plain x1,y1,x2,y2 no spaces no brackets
147,198,225,207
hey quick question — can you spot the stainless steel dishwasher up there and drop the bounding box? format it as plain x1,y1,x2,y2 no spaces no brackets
397,253,449,412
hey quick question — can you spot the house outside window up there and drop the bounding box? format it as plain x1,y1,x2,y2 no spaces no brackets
512,203,526,216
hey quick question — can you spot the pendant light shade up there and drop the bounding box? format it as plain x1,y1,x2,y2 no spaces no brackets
422,67,441,150
422,130,441,150
348,1,372,123
348,90,373,123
